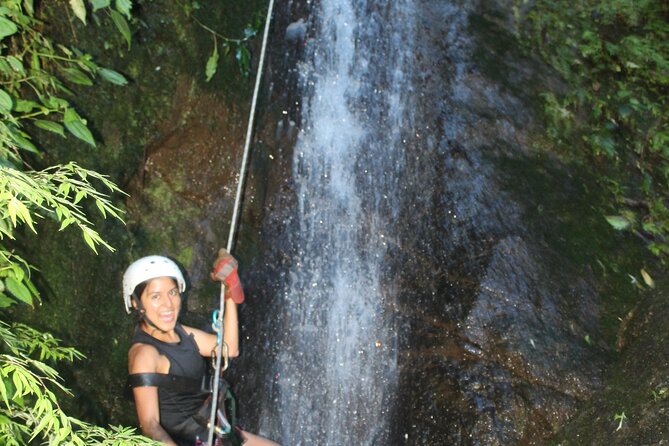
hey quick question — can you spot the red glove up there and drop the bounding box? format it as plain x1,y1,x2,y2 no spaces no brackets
211,249,245,304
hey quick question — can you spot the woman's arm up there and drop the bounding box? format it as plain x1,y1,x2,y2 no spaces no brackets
128,344,177,445
204,248,244,358
184,299,239,359
132,387,178,446
222,298,239,357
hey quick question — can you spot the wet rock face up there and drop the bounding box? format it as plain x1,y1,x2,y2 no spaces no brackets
379,1,610,444
235,0,611,444
553,285,669,446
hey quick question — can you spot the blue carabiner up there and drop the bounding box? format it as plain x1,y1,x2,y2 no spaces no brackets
211,309,222,344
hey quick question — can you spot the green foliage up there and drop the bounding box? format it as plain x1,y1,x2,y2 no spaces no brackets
181,1,264,80
0,321,159,445
0,1,159,444
0,0,130,157
522,0,669,260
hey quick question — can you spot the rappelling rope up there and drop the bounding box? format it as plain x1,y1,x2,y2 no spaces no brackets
207,0,275,444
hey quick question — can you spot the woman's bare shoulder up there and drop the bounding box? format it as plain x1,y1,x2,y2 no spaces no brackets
128,342,161,373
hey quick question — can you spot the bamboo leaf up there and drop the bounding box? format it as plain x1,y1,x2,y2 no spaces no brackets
59,217,74,231
95,199,106,217
82,228,98,253
74,190,86,204
15,200,35,232
69,0,87,25
110,10,131,49
34,120,66,137
7,197,18,226
5,277,32,306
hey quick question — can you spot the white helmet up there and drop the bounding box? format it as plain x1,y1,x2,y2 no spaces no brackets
122,255,186,313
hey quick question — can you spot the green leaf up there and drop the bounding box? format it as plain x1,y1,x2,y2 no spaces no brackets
23,0,35,16
63,108,96,147
0,292,14,308
605,215,631,230
640,268,655,288
5,277,32,306
205,44,219,82
69,0,87,24
98,67,127,85
0,58,11,75
110,9,131,49
43,95,69,110
34,120,66,137
61,67,93,86
115,0,132,19
10,131,38,154
11,264,25,283
90,0,111,11
15,99,38,113
0,88,13,112
31,51,40,70
82,228,98,253
236,46,251,76
6,56,24,75
59,217,74,231
74,190,86,204
0,16,17,40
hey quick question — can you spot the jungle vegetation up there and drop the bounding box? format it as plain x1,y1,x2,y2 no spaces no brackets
520,0,669,260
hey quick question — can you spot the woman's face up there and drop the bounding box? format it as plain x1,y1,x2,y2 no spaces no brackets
139,276,181,333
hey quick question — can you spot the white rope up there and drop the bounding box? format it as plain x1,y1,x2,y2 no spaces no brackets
208,0,275,444
227,0,276,253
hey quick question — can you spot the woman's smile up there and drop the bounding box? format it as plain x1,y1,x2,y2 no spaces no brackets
139,276,181,334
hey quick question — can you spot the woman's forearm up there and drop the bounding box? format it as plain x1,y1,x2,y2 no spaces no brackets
142,422,178,446
223,299,239,357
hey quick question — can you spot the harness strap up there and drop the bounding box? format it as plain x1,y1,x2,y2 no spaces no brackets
127,372,205,393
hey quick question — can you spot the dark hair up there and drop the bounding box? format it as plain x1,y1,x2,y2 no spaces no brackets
131,277,179,306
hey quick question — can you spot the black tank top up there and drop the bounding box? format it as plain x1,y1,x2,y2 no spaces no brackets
130,324,209,443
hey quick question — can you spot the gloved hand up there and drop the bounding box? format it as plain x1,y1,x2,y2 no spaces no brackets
211,248,244,304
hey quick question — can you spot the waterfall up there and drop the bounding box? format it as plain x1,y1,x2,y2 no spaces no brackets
269,1,417,444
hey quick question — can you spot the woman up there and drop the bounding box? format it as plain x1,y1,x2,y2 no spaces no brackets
123,250,279,446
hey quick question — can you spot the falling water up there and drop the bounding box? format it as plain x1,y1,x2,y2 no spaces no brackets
269,1,417,444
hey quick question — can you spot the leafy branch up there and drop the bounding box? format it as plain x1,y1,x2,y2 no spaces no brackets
174,0,263,81
0,321,158,445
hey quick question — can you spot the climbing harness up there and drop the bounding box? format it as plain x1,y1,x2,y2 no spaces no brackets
206,0,275,444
